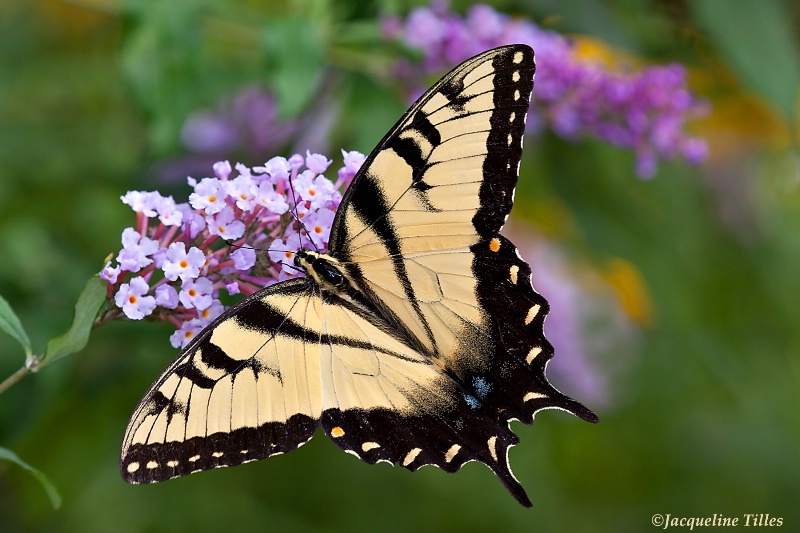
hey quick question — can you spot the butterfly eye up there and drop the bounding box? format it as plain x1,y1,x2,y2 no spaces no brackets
294,250,307,268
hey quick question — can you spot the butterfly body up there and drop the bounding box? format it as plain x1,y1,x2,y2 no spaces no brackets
121,44,597,508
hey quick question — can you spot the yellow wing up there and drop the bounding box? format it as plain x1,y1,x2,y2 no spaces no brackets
121,278,530,504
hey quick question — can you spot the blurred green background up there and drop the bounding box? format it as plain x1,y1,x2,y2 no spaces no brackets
1,0,799,531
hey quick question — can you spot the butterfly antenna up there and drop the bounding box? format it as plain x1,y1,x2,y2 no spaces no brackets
279,260,303,274
286,172,319,253
224,239,262,253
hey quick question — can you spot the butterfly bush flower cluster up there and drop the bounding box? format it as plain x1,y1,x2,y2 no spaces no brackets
382,2,708,178
100,150,365,349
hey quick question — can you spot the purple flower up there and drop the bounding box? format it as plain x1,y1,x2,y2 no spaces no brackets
405,6,448,55
120,191,160,217
306,208,336,248
116,228,159,272
181,111,239,154
288,153,305,170
227,175,257,212
682,138,708,165
341,150,365,172
170,318,206,349
466,4,505,43
199,299,225,323
226,281,241,295
188,177,227,215
179,205,206,239
268,232,304,281
383,2,708,178
179,277,214,311
255,156,291,183
114,277,157,320
231,247,256,271
154,195,183,226
295,171,335,210
205,207,246,240
255,181,290,214
100,150,360,345
154,284,179,309
213,160,233,180
338,149,366,183
100,261,120,284
305,151,333,174
162,242,206,282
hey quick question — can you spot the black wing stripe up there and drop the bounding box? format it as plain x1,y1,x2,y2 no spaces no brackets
347,174,439,353
473,49,534,237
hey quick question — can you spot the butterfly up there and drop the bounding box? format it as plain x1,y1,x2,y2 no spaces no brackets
120,44,598,508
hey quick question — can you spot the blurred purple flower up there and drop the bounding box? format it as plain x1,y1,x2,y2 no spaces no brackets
507,226,638,407
383,2,708,178
181,85,300,159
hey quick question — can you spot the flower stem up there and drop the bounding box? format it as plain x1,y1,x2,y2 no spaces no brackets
0,366,31,395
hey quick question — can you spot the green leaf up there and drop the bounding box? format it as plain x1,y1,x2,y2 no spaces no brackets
0,447,62,510
0,294,32,357
689,0,800,123
41,275,106,367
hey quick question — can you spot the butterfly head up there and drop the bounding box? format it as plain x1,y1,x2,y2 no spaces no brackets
295,249,347,291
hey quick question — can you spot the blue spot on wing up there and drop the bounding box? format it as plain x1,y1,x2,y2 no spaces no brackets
472,376,492,400
463,393,481,409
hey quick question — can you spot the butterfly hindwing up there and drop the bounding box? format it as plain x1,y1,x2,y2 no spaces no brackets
467,234,599,424
320,403,529,506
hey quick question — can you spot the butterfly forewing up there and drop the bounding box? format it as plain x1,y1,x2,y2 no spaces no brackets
121,280,321,482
